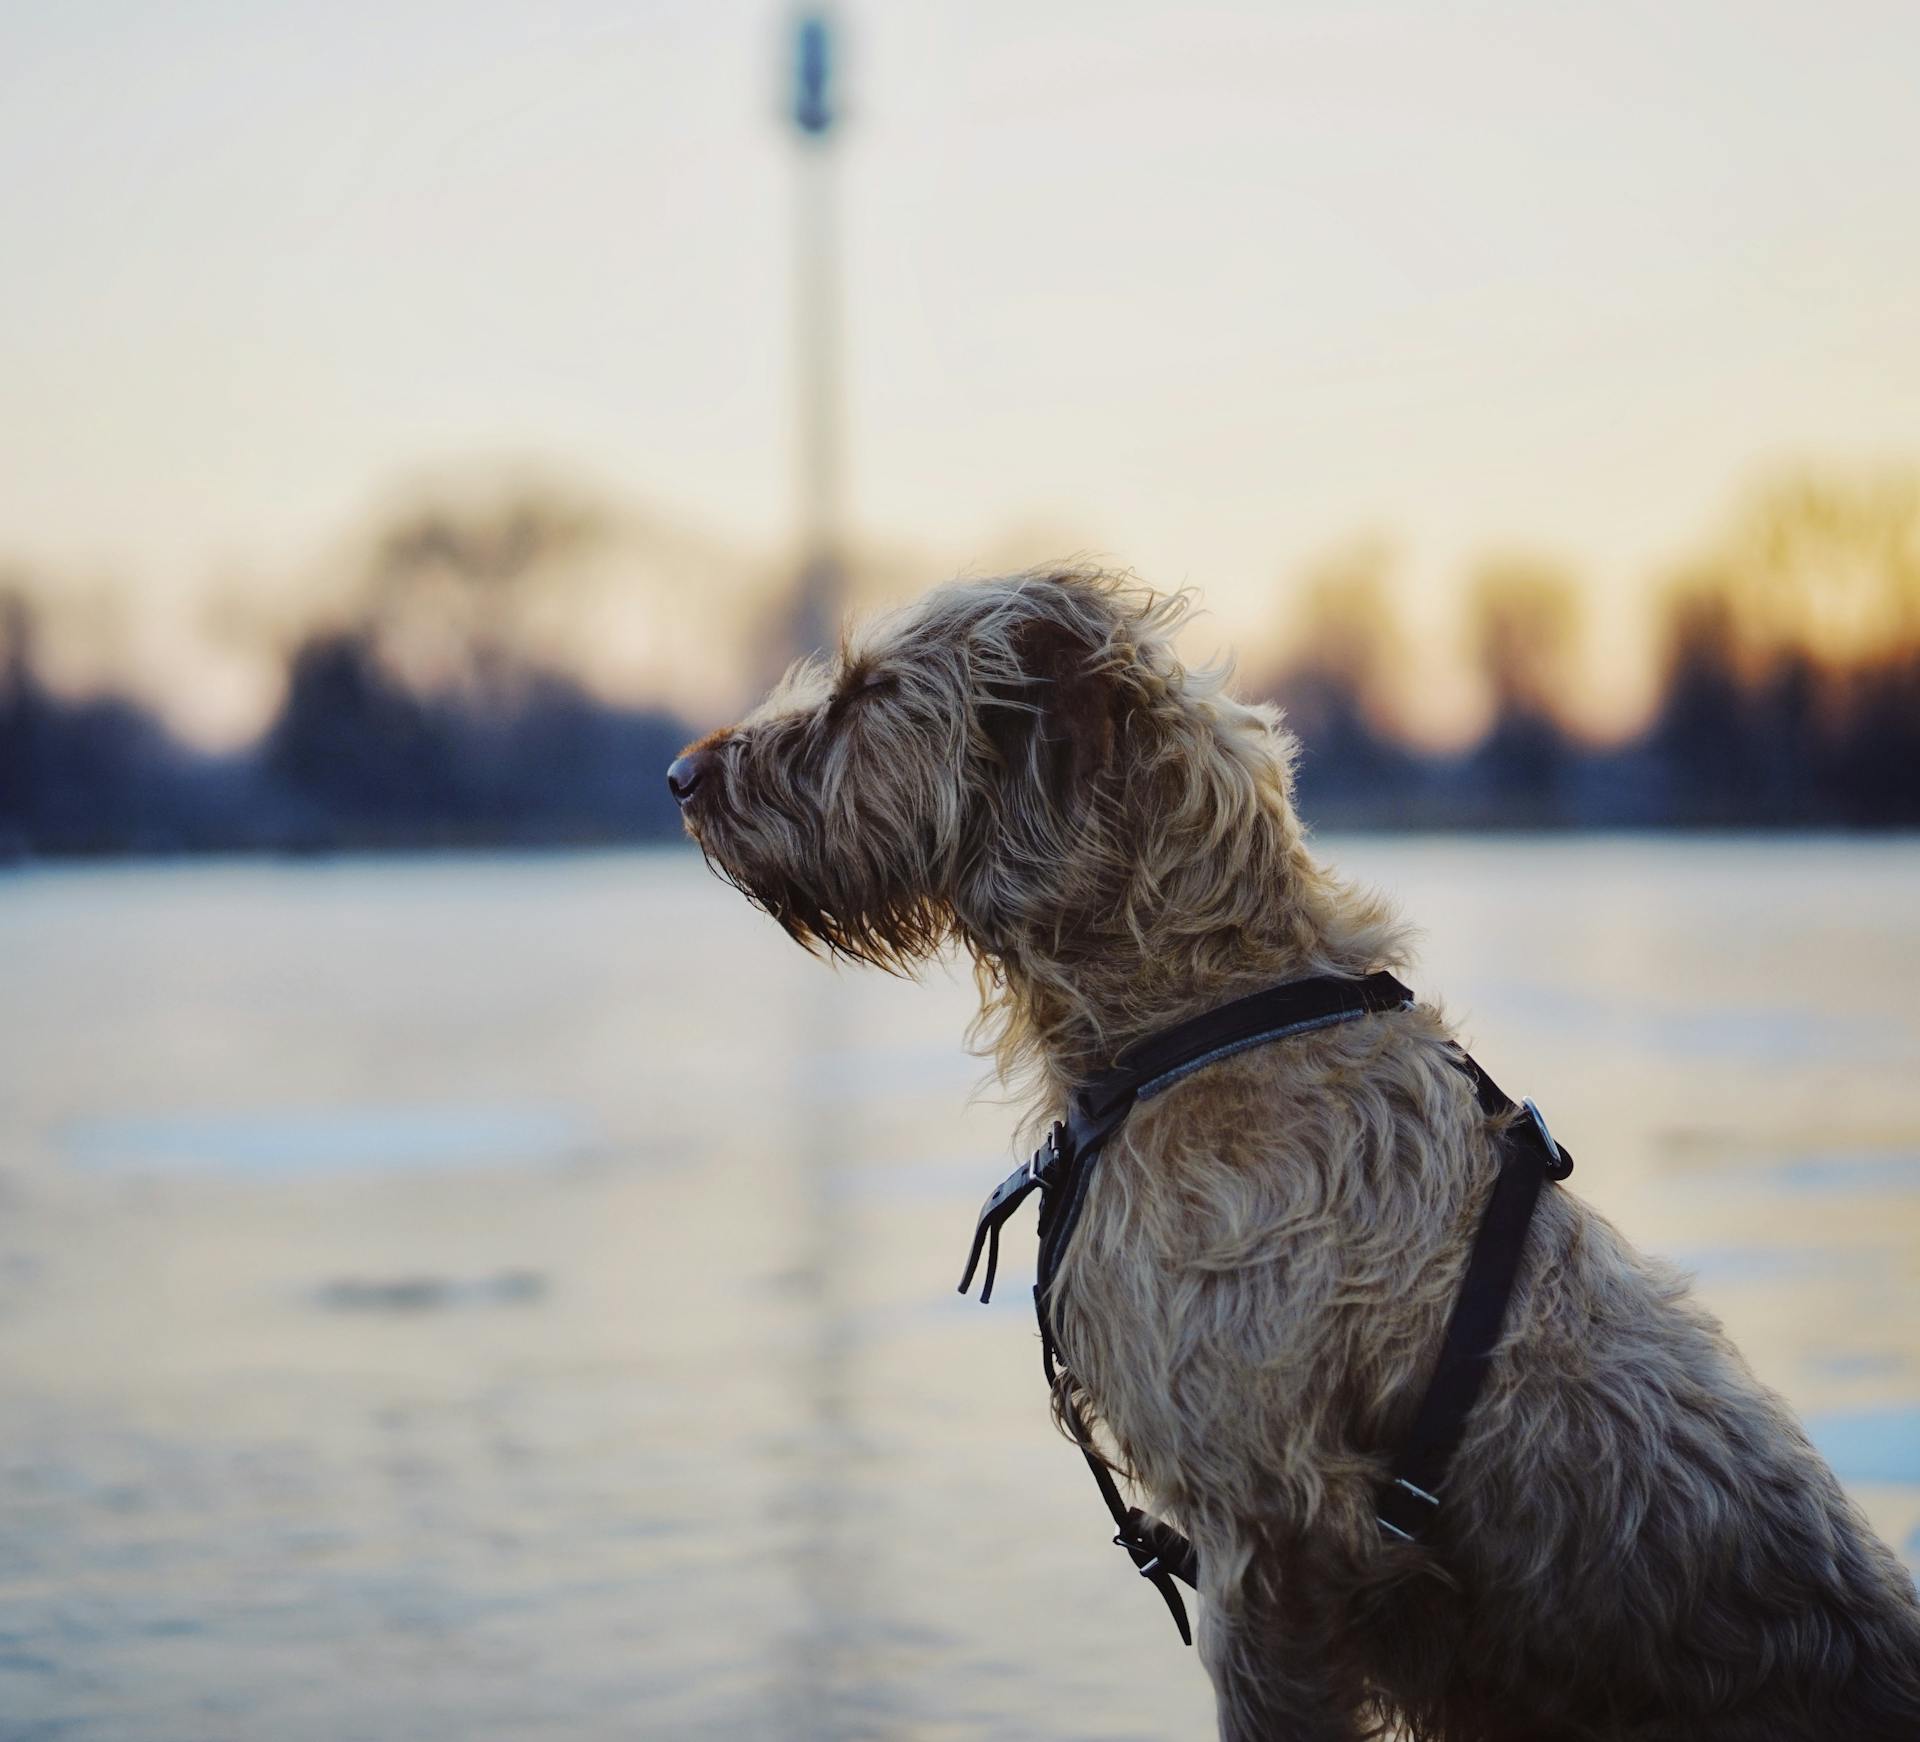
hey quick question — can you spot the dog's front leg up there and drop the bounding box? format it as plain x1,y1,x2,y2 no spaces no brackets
1199,1575,1366,1742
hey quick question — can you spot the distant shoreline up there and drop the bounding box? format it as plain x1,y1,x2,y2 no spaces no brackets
6,824,1920,872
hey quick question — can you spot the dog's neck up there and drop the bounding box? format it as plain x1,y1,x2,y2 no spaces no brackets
977,838,1409,1097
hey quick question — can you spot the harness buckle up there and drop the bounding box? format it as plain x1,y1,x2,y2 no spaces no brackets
957,1123,1070,1303
1376,1476,1441,1542
1111,1524,1195,1647
1115,1536,1162,1578
1521,1097,1573,1180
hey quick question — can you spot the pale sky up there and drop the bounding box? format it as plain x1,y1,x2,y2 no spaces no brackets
4,0,1918,741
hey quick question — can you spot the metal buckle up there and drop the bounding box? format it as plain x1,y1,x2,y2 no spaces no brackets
958,1123,1070,1302
1377,1476,1439,1541
1522,1097,1571,1180
1035,1120,1066,1182
1114,1534,1162,1578
1114,1531,1193,1645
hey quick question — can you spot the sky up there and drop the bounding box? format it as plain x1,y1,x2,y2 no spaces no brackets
3,0,1918,743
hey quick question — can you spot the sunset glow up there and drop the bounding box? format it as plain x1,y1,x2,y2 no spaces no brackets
3,1,1918,749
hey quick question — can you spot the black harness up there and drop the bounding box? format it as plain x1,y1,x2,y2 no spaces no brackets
958,970,1572,1645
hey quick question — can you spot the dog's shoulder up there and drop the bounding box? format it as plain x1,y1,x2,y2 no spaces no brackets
1115,1000,1481,1168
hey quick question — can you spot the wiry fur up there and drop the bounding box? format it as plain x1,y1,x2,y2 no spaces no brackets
678,566,1920,1740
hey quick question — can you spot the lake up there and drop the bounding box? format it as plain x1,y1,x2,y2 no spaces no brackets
1,840,1916,1741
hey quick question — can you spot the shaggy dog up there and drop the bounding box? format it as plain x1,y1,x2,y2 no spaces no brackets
670,567,1920,1740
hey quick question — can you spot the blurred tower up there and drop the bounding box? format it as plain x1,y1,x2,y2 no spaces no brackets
779,26,860,1738
788,10,844,662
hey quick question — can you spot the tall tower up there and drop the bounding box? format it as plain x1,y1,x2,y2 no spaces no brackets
789,11,843,662
776,25,858,1738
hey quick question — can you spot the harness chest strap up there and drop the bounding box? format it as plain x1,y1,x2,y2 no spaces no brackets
958,970,1573,1645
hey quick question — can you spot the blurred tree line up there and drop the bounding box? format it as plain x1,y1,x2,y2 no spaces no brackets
1262,471,1920,830
2,470,1917,856
1,492,688,855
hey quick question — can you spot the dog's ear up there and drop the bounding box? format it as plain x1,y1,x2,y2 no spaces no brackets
982,612,1118,804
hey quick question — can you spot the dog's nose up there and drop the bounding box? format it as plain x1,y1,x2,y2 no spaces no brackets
667,749,713,806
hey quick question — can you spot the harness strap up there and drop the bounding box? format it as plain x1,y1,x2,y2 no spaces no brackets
1377,1063,1570,1539
959,972,1573,1644
1060,1390,1199,1642
1085,970,1416,1114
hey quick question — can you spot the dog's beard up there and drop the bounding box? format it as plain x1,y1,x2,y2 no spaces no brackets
693,814,950,972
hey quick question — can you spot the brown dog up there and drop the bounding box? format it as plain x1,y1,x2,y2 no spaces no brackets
671,567,1920,1740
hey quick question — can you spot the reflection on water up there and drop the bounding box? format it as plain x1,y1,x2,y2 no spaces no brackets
0,841,1916,1740
316,1272,549,1314
63,1105,594,1175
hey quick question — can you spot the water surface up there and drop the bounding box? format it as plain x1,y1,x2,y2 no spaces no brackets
1,840,1916,1740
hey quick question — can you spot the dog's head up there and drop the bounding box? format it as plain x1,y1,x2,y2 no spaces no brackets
670,566,1300,973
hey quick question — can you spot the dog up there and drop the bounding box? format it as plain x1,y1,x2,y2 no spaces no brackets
670,567,1920,1740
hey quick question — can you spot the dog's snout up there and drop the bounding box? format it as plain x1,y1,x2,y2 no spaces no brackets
667,749,714,806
